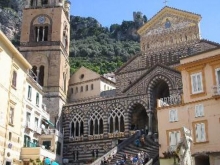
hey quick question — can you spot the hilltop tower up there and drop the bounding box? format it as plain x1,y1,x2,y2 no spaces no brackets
19,0,71,130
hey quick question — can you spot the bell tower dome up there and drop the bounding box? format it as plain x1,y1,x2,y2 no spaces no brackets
20,0,71,130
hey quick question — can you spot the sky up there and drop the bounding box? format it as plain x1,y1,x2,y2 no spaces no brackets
70,0,220,43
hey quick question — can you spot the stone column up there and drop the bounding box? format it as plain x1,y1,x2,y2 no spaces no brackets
147,111,153,136
124,111,130,137
103,114,108,138
83,116,88,140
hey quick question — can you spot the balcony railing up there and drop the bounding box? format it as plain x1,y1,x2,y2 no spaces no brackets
158,94,182,108
42,129,63,138
24,141,38,148
212,85,220,96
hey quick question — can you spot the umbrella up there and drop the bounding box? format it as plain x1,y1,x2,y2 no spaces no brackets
51,161,59,165
44,158,51,165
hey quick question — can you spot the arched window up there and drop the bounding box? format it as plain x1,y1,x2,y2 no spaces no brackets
42,0,48,5
35,26,48,42
70,114,84,137
12,71,17,87
30,0,37,7
88,108,103,135
32,66,38,81
38,65,44,86
108,107,125,133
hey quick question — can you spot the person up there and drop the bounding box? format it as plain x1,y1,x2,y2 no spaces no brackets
135,138,140,147
144,152,150,164
145,125,148,135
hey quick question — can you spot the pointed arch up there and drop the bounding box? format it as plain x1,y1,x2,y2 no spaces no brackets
107,103,125,133
88,106,104,135
70,113,84,137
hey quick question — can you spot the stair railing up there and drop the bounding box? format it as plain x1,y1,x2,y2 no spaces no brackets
145,158,153,165
90,130,141,165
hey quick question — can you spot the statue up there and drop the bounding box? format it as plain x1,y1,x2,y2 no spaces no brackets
176,127,194,165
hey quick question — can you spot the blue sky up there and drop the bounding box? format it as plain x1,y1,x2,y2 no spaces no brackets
70,0,220,43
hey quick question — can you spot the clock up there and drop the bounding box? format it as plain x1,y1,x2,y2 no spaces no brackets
38,16,45,24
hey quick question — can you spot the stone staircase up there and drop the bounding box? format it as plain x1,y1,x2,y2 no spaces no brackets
108,136,159,165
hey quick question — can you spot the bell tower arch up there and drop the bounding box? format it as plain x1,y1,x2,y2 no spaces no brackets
19,0,71,130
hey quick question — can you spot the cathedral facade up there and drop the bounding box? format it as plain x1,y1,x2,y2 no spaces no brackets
62,6,219,164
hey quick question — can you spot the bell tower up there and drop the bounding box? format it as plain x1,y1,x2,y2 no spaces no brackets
19,0,71,130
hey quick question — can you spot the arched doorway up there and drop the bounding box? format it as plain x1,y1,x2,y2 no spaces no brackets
151,80,170,133
130,104,148,132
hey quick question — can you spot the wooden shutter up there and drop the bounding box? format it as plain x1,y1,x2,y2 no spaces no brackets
191,74,197,93
174,110,178,121
201,123,206,141
195,105,199,117
176,131,181,144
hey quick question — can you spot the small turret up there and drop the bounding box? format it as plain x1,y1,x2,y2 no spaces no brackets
64,0,71,20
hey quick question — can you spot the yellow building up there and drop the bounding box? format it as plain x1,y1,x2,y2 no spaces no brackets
157,47,220,165
0,30,31,165
68,66,116,102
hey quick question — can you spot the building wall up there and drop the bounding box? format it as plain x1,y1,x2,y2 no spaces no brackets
0,31,31,165
158,49,220,163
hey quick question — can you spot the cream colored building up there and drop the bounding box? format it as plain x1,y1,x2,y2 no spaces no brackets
68,66,116,102
158,48,220,165
0,30,32,165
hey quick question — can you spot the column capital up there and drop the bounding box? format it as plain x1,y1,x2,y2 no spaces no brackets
146,110,153,114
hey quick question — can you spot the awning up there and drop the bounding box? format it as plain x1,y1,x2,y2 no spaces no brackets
43,119,54,127
51,161,59,165
44,158,51,165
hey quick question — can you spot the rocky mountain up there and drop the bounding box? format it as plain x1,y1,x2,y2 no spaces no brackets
0,0,147,74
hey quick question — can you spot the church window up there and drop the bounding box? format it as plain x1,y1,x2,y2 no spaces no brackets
86,85,88,91
63,72,66,92
191,72,203,94
71,88,73,94
35,26,48,42
41,0,48,5
193,121,207,143
38,65,44,86
70,113,83,137
165,19,171,29
30,0,37,7
108,107,125,133
195,104,204,117
169,109,178,122
75,87,78,93
32,66,37,81
12,70,17,88
167,129,181,150
91,84,94,90
88,108,103,135
80,86,83,92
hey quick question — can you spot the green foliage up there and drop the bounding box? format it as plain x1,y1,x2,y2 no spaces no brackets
69,16,143,75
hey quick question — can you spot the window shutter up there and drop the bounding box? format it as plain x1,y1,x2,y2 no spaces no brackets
201,123,206,141
191,75,197,93
195,124,200,142
176,131,181,144
170,132,176,146
174,110,178,121
195,105,199,117
169,132,172,144
199,104,204,117
169,110,172,122
216,69,220,86
197,74,202,92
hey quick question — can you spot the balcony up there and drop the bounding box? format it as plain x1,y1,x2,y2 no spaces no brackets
26,122,34,131
42,129,63,138
157,94,182,108
34,127,42,134
21,146,56,161
212,85,220,96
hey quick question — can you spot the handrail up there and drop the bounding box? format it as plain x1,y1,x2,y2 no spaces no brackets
91,130,141,165
145,158,153,165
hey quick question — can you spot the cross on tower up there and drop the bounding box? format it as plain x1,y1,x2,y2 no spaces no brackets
163,0,168,6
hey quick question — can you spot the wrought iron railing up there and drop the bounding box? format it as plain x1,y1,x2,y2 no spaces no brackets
158,94,182,108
